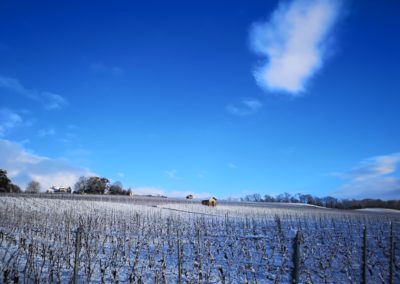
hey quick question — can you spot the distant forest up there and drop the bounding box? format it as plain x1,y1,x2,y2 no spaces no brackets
241,193,400,210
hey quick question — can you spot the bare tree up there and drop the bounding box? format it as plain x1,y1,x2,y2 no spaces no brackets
263,194,275,202
74,176,88,193
277,192,291,203
26,180,41,193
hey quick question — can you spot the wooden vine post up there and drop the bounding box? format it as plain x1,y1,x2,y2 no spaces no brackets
73,226,82,284
361,226,367,284
389,222,394,284
292,230,302,283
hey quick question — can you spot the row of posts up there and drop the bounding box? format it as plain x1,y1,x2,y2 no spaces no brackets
71,223,396,284
292,223,396,284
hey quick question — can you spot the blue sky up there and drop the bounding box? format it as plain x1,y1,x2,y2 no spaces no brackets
1,0,399,199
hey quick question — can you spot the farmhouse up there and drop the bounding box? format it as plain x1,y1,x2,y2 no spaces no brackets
186,194,193,199
48,186,72,193
201,197,217,207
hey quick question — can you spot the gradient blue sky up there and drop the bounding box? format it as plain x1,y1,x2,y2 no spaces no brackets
1,0,399,199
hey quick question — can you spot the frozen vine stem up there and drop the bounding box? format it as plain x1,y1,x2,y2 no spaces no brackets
73,225,82,284
292,230,303,284
389,222,394,284
177,229,182,284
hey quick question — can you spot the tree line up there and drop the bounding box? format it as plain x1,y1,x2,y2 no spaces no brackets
0,169,132,196
241,192,400,210
2,168,399,209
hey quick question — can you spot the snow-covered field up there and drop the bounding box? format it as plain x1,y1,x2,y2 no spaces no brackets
0,195,399,283
356,208,400,214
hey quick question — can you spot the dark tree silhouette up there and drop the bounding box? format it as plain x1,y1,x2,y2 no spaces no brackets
109,181,125,195
242,192,399,210
0,169,22,193
74,176,110,194
0,169,12,192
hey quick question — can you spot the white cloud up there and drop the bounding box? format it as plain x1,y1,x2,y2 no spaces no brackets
250,0,342,94
0,75,68,109
226,98,263,116
334,153,400,200
0,139,94,190
0,109,23,137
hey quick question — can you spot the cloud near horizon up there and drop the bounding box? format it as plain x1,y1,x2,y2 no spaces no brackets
250,0,342,94
0,139,211,198
334,153,400,200
0,139,94,190
133,186,211,199
0,75,68,109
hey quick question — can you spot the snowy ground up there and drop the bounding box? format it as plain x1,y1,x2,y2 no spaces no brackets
356,208,400,214
0,195,399,283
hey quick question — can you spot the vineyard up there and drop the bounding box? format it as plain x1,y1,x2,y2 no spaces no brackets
0,195,399,283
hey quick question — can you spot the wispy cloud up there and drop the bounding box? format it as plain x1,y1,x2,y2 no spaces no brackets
38,128,56,137
42,92,68,110
57,132,79,144
226,98,263,116
67,124,79,130
0,109,23,137
165,169,179,179
0,76,37,100
250,0,342,94
334,153,400,200
90,62,124,76
228,163,237,169
0,75,68,109
0,139,94,190
196,170,206,179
